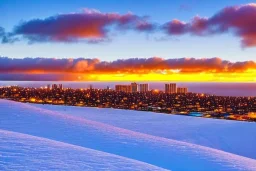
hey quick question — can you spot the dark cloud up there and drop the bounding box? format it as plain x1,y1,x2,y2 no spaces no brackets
0,57,255,75
12,9,155,43
163,3,256,47
163,20,187,35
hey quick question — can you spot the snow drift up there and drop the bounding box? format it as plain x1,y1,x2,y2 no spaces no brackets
0,99,256,171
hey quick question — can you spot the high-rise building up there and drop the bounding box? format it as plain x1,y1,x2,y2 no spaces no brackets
115,85,121,92
165,84,170,93
47,84,51,90
115,85,132,93
131,82,138,92
126,85,132,93
59,84,63,90
170,83,177,93
89,84,93,90
165,83,177,93
139,84,149,92
177,87,188,94
52,84,58,90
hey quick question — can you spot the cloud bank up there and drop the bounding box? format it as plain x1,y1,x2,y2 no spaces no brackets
0,57,255,74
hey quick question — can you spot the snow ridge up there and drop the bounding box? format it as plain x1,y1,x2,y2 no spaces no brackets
1,99,256,171
0,129,167,171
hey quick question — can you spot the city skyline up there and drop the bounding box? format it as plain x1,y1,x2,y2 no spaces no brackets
1,83,255,123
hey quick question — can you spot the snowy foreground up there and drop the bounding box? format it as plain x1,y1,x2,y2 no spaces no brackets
0,99,256,171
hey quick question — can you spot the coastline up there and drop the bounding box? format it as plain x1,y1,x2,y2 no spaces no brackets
3,98,255,123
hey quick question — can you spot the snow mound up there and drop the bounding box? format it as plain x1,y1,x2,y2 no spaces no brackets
0,129,166,171
0,99,256,171
35,101,256,159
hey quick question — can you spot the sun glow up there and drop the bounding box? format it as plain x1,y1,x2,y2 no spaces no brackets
6,69,256,82
76,70,256,82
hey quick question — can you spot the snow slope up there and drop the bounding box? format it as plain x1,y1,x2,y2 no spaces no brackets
0,129,165,171
0,99,256,171
36,103,256,160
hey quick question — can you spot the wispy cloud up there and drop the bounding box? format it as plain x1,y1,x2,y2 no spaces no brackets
0,27,19,44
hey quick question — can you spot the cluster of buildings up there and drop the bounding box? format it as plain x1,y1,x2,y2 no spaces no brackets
46,82,187,94
115,83,188,94
47,84,64,90
0,84,255,122
115,83,149,93
164,83,188,94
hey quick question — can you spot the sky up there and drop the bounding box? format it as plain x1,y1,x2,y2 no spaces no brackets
0,0,255,61
0,0,256,81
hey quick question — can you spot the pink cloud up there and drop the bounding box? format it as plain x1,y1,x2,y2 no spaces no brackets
14,9,155,42
0,57,255,74
163,3,256,47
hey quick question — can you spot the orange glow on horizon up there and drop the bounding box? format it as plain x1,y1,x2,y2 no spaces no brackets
5,69,256,82
75,70,256,82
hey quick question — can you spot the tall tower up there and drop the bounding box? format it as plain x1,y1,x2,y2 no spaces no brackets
47,84,51,90
165,84,170,93
131,82,138,92
139,84,149,92
165,83,177,93
58,84,63,90
170,83,177,93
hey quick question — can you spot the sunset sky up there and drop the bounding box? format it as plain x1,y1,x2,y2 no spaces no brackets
0,0,256,81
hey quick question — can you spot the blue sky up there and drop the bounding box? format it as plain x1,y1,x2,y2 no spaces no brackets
0,0,255,61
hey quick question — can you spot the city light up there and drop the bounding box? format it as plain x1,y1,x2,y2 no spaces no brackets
0,83,255,122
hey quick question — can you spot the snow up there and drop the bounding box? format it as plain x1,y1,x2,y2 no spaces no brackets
36,103,256,160
0,99,256,171
0,129,165,171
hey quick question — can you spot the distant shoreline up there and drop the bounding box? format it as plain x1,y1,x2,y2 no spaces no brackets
4,98,255,123
1,81,256,97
